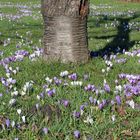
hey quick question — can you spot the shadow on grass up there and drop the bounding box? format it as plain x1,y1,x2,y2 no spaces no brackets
0,21,43,40
90,13,140,58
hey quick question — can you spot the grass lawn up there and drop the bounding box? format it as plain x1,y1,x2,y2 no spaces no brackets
0,0,140,139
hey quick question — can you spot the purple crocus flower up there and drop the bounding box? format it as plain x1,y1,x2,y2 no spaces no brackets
0,51,3,56
98,103,104,110
93,98,97,105
68,73,77,81
115,58,127,64
9,56,16,62
43,84,48,89
1,77,6,84
47,89,55,97
43,127,48,134
74,130,80,139
129,79,136,84
84,84,95,91
89,97,97,105
53,77,62,85
3,58,10,64
15,50,29,56
40,92,44,98
111,100,115,105
16,45,21,48
80,102,88,111
104,84,110,93
1,77,9,87
0,93,3,97
5,119,10,127
102,99,107,106
11,79,16,84
89,96,94,104
131,87,139,95
83,74,89,80
5,69,10,73
115,95,121,105
62,100,69,107
118,73,126,79
95,89,99,96
125,92,132,98
80,105,85,111
73,111,81,118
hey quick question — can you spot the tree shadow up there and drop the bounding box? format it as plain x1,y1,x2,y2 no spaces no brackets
90,13,139,58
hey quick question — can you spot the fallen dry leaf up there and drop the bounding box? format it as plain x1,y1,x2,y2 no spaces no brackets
0,115,7,128
31,122,39,133
35,137,41,140
121,129,132,136
112,136,120,140
135,104,140,111
121,120,129,127
137,130,140,137
0,40,4,45
27,104,61,124
117,106,126,116
18,123,28,131
82,134,93,140
111,105,116,112
125,95,133,100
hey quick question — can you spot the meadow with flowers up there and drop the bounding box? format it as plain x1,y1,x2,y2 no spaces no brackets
0,0,140,139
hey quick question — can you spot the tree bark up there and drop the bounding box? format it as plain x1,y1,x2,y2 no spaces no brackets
41,0,89,63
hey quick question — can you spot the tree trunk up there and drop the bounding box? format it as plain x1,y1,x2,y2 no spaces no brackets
41,0,89,63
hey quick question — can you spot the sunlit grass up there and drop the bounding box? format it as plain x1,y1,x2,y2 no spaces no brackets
0,0,140,139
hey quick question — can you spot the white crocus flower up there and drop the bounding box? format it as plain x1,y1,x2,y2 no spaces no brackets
45,77,52,83
14,87,17,91
13,70,17,74
45,88,50,92
9,85,13,89
80,110,84,116
23,86,27,92
97,100,100,105
7,78,13,84
102,69,105,73
115,85,122,92
9,67,12,71
71,81,83,86
99,89,105,94
106,67,111,72
126,100,135,109
35,50,41,57
6,73,10,78
11,91,18,96
20,91,26,96
104,79,107,84
109,63,113,67
25,82,30,87
15,55,24,60
9,98,16,105
11,121,15,127
16,67,19,71
84,115,93,125
137,53,140,57
60,71,69,77
37,95,40,100
17,109,22,115
22,116,26,123
112,115,115,122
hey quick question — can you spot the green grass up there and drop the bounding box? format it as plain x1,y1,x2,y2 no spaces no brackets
0,0,140,139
